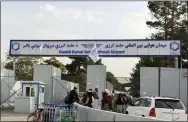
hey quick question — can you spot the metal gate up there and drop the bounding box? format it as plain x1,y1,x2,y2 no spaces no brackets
1,75,22,109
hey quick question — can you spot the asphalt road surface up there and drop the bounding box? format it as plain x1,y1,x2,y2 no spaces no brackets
1,109,32,121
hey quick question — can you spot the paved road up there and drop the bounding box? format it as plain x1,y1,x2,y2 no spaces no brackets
1,110,32,121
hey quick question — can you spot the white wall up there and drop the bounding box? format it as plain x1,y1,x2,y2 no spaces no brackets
1,68,15,103
74,103,164,121
160,67,179,98
180,69,187,108
53,79,68,104
87,65,106,107
87,108,115,121
140,67,187,108
34,64,79,104
53,79,79,104
33,65,61,103
52,66,61,80
140,67,159,97
14,96,36,114
9,81,22,102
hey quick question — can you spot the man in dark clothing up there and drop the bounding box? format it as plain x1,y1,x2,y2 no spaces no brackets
84,89,94,108
67,87,79,104
116,93,123,113
108,94,112,111
93,88,99,109
81,93,88,105
101,91,109,110
93,88,99,99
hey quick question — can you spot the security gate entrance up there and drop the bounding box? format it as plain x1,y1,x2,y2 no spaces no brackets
5,39,181,106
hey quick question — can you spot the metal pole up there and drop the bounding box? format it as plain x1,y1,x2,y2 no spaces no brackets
175,57,178,68
13,57,16,81
181,56,182,68
158,67,161,97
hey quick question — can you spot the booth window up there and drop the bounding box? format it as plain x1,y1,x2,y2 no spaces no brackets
31,88,35,97
40,86,42,92
42,87,44,93
26,87,30,96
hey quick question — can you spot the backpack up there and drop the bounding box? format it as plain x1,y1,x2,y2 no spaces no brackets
64,94,70,104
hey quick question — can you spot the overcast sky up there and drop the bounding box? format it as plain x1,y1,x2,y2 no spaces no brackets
1,1,155,77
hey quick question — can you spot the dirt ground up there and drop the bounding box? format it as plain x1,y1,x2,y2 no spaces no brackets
1,109,32,121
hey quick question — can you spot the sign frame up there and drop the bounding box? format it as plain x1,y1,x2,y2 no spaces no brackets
9,39,182,57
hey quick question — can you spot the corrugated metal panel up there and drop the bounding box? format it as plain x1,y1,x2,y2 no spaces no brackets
33,65,53,103
87,65,106,107
140,67,187,109
160,67,179,98
180,69,187,108
140,67,159,97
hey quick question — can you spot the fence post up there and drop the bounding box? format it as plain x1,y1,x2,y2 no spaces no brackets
52,76,54,103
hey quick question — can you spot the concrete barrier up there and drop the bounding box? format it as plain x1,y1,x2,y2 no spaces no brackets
87,108,115,121
74,103,164,121
76,104,88,121
115,113,164,121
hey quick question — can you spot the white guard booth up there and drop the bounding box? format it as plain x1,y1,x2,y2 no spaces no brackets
14,81,45,113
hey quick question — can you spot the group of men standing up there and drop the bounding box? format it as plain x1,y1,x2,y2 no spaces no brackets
65,86,99,108
80,88,133,113
81,88,99,109
65,86,133,114
101,89,132,113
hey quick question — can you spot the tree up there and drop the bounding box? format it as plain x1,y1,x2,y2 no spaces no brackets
43,57,66,74
129,1,188,95
106,72,117,88
146,1,187,67
4,51,120,92
105,70,122,90
4,54,39,80
146,1,188,67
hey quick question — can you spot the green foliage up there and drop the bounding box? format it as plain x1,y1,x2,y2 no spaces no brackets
62,72,87,92
4,54,39,80
43,57,66,73
106,72,120,90
130,1,188,96
4,53,120,92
